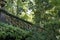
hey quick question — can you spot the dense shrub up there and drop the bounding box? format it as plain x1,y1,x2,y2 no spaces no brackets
0,22,31,40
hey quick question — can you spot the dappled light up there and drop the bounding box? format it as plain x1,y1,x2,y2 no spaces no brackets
0,0,60,40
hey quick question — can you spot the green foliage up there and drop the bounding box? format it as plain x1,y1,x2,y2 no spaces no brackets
28,0,60,40
5,0,34,22
0,22,31,40
2,0,60,40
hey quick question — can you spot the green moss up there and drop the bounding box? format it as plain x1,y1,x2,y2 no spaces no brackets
0,22,31,40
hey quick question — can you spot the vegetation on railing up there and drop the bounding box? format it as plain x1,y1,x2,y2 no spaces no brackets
0,22,32,40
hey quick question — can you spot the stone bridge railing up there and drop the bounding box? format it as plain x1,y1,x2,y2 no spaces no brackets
0,8,33,30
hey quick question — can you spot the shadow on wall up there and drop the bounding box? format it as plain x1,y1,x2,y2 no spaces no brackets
0,12,6,22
